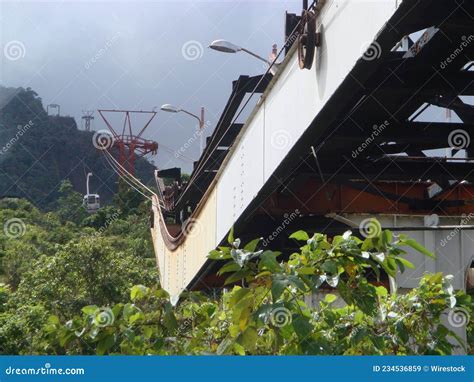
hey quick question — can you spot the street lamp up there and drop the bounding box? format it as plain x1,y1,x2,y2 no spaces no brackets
161,104,206,155
209,39,278,74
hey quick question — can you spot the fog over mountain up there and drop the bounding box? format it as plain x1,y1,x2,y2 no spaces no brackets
0,0,301,173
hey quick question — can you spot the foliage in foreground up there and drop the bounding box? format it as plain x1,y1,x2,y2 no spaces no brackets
0,193,158,354
38,226,472,355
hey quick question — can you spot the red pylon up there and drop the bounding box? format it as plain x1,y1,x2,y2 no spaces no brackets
97,109,158,176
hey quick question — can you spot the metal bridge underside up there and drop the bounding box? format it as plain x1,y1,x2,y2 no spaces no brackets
182,0,474,290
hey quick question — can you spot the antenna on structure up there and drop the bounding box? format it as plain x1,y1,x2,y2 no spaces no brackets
82,110,95,131
47,104,60,116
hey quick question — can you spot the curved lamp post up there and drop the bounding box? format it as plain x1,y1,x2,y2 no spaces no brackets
161,104,205,155
209,39,278,74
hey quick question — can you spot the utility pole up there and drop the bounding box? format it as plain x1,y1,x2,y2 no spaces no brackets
82,110,95,131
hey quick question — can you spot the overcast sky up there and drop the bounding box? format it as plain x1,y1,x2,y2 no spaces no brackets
0,0,301,172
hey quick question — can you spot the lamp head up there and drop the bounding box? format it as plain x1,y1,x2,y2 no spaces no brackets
160,104,181,113
209,39,242,53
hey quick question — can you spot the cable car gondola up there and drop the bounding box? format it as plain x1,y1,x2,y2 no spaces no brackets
83,172,100,213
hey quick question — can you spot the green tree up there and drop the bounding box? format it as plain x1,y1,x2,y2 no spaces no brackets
56,180,88,225
42,225,472,355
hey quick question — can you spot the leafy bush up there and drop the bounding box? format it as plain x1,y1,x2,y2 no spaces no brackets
0,195,158,354
41,227,472,355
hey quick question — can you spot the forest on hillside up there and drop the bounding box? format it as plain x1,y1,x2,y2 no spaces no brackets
0,86,155,209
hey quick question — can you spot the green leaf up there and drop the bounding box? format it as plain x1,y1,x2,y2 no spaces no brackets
130,285,148,301
353,281,378,316
217,261,242,275
271,275,290,301
322,260,338,275
395,321,409,344
143,326,153,339
96,334,115,355
399,237,434,258
381,230,393,245
230,288,252,306
129,311,144,324
81,305,98,315
292,315,312,339
259,251,281,273
289,230,309,241
298,267,316,275
244,238,261,252
239,326,258,351
375,286,388,297
208,249,231,260
224,269,251,285
227,227,235,245
48,315,60,325
163,305,178,333
351,327,367,346
394,256,415,272
324,294,337,304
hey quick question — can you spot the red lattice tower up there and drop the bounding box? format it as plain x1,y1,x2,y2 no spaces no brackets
98,109,158,176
